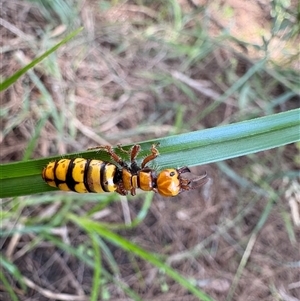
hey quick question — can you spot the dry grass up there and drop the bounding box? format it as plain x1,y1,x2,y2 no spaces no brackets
1,1,299,301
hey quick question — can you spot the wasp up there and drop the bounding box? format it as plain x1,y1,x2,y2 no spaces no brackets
42,144,208,197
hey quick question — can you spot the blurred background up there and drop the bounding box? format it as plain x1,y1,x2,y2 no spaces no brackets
1,0,299,300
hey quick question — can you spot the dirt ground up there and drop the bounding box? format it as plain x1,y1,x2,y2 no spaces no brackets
1,1,299,301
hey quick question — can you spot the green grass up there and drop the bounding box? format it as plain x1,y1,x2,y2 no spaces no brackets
1,1,300,301
0,109,299,198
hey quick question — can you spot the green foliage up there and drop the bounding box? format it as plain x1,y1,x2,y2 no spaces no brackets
0,109,299,198
0,28,83,91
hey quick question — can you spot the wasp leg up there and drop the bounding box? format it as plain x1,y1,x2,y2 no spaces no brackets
141,143,160,168
116,144,143,166
89,145,127,167
87,145,108,151
130,187,137,196
116,144,131,154
130,145,141,162
115,183,128,195
104,145,128,167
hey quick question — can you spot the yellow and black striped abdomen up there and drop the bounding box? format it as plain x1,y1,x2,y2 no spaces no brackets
42,158,118,193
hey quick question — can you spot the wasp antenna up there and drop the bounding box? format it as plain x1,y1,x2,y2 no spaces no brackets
177,166,191,174
190,172,208,189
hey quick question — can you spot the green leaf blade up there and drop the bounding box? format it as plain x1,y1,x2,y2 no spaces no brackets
1,109,299,198
0,28,83,91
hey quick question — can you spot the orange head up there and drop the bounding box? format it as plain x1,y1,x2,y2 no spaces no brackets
156,167,208,197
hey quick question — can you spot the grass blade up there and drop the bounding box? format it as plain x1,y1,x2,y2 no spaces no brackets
0,109,299,198
70,215,216,301
0,27,83,91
